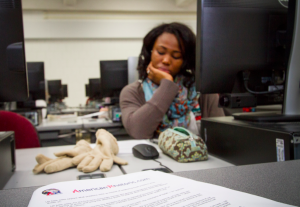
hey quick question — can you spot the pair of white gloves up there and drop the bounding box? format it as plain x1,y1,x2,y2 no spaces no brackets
33,129,128,174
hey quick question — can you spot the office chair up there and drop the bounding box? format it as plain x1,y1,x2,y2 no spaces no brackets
0,110,41,149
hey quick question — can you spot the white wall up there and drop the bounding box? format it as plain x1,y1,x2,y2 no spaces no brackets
22,0,197,107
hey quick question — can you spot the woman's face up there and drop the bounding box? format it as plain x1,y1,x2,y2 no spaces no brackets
151,32,183,77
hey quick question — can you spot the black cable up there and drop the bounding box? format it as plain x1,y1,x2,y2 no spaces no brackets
243,81,283,94
118,165,127,174
152,159,173,173
243,71,284,95
149,138,158,144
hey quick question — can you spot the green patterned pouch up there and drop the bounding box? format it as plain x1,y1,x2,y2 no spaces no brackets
158,127,208,163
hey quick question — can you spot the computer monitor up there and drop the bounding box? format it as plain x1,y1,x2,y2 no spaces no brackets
88,78,102,100
196,0,300,122
47,80,62,103
62,84,68,99
0,0,28,102
27,62,45,100
100,60,128,100
16,62,45,108
85,84,90,97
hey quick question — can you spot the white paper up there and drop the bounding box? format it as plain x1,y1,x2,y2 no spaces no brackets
28,171,294,207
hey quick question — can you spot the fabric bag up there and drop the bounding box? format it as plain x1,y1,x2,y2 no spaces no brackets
158,127,208,163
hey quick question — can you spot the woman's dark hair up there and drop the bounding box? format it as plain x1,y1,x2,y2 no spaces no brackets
137,22,196,88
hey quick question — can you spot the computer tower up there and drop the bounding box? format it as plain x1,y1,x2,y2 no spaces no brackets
109,105,122,122
0,131,16,189
200,116,300,165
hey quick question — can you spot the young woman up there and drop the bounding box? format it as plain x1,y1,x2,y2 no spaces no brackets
120,22,224,139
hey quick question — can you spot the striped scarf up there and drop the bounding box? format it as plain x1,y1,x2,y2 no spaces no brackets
142,75,200,134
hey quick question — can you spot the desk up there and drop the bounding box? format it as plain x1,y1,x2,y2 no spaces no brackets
1,160,299,206
175,160,300,206
36,117,123,132
82,118,122,129
118,140,234,174
4,145,123,189
48,107,99,116
36,118,83,132
61,107,99,115
82,118,130,141
36,118,131,146
3,140,232,190
36,118,83,146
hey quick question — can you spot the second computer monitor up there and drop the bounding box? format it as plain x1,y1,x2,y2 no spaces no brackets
62,84,68,99
100,60,128,98
27,62,45,100
85,84,90,97
88,78,102,100
48,80,62,102
196,0,290,106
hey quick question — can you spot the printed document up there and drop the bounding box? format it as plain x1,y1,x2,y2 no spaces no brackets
28,170,295,207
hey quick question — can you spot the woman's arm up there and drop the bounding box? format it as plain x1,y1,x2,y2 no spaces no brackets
120,79,179,139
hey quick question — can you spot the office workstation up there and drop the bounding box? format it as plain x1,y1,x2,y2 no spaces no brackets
1,139,300,206
1,141,300,206
3,140,233,189
1,0,300,206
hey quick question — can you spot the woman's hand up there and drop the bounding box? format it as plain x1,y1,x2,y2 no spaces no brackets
147,62,173,85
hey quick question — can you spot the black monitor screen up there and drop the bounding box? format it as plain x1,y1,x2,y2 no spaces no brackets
85,84,90,97
0,0,28,102
196,0,300,122
100,60,128,98
196,0,290,106
48,80,62,102
27,62,45,100
62,84,68,99
88,78,102,100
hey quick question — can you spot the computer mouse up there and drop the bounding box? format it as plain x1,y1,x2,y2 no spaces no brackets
132,144,159,160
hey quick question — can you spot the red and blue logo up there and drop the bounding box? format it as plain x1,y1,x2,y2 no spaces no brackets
42,188,62,196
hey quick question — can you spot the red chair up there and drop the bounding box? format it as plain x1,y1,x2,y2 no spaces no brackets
0,110,41,149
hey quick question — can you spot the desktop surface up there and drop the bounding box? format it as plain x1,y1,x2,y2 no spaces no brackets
0,140,299,206
4,144,124,190
119,141,233,174
4,140,233,190
1,160,299,206
36,118,83,131
174,160,300,206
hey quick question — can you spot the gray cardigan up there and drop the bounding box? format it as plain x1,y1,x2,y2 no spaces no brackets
120,79,224,139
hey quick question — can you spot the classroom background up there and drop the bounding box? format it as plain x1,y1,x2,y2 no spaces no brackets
23,0,197,107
